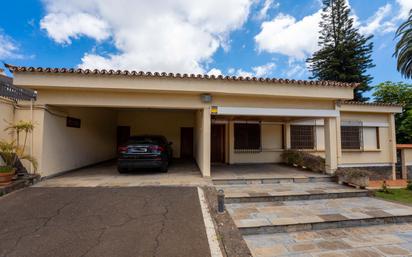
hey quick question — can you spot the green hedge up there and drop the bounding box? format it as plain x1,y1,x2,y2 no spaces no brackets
281,150,325,173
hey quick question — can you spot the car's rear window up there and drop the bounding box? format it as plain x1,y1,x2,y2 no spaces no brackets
127,136,164,144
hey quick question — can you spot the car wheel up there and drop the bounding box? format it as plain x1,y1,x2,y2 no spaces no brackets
160,163,168,173
118,167,127,174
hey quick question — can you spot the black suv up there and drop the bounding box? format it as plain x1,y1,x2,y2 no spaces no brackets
117,135,173,173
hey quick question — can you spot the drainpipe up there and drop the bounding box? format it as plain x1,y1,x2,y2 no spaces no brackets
30,99,34,174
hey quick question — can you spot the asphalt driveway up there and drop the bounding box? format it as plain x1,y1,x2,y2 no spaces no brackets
0,187,211,257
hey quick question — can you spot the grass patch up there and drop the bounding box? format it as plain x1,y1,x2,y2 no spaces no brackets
375,188,412,205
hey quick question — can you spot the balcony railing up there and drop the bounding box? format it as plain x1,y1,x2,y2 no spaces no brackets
0,77,36,101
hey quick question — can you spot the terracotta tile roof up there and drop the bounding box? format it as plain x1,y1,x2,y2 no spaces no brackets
5,63,359,89
341,100,403,107
397,144,412,149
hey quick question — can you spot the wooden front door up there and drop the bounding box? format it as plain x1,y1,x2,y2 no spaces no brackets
211,124,225,163
180,127,194,159
117,126,131,147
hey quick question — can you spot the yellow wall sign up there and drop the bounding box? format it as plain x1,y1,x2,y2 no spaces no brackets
211,106,218,114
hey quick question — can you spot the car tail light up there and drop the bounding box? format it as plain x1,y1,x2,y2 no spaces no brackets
118,146,128,153
149,145,165,152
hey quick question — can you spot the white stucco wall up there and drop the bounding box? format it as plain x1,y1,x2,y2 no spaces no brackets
339,112,392,166
0,98,15,141
40,106,117,176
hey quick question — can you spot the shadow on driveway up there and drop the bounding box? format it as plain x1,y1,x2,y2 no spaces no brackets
0,187,211,257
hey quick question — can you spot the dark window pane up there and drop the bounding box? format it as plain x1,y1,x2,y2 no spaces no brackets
234,123,261,151
291,125,314,149
341,126,361,149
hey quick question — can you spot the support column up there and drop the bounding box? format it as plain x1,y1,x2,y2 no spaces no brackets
201,107,211,177
324,117,338,174
389,113,397,180
228,121,235,164
336,114,342,165
401,149,407,180
285,123,291,149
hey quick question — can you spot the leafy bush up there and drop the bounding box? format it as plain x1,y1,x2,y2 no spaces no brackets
379,180,391,194
281,150,325,173
0,120,38,173
407,180,412,191
0,165,14,173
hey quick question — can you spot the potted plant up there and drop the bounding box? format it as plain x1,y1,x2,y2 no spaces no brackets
0,141,16,185
335,168,370,189
0,121,37,185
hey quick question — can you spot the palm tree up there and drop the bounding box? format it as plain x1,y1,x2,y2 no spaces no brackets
395,10,412,79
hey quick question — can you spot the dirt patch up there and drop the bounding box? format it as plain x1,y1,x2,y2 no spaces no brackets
203,186,252,257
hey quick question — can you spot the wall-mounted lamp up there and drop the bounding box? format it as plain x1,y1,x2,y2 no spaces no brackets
200,93,212,103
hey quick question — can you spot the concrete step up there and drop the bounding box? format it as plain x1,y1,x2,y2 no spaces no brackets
225,190,371,203
212,175,335,185
218,181,369,203
226,197,412,235
239,215,412,235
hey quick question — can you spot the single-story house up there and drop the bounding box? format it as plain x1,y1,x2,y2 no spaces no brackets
0,64,403,179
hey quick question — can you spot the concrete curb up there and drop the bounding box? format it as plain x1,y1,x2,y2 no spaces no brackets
197,187,224,257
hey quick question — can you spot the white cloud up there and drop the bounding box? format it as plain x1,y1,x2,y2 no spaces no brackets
40,0,254,73
0,30,23,59
40,13,110,44
256,0,279,20
359,4,395,35
396,0,412,19
254,1,399,60
235,69,254,77
231,62,276,78
207,68,222,76
252,62,276,77
255,10,322,60
283,58,307,78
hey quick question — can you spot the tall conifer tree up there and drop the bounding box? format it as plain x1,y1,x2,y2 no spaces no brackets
307,0,374,101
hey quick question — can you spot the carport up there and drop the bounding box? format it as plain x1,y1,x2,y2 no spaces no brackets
34,104,208,177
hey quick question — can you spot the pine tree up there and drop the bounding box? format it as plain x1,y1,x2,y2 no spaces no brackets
307,0,375,101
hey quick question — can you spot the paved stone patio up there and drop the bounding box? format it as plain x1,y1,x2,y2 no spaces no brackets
244,223,412,257
36,161,211,187
227,197,412,229
218,165,412,257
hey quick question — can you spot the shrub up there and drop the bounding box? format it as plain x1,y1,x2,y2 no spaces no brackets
0,165,14,173
379,180,391,194
281,150,302,166
0,120,38,173
407,180,412,191
281,150,325,173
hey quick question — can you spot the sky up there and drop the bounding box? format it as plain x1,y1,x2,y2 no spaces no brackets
0,0,411,99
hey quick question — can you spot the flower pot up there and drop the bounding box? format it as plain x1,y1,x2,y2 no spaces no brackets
0,168,15,185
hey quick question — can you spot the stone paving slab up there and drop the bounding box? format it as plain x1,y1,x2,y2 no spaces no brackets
244,223,412,257
226,197,412,233
218,182,369,202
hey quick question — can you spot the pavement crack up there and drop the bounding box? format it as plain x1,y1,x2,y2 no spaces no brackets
79,227,107,257
2,198,76,257
152,204,169,257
